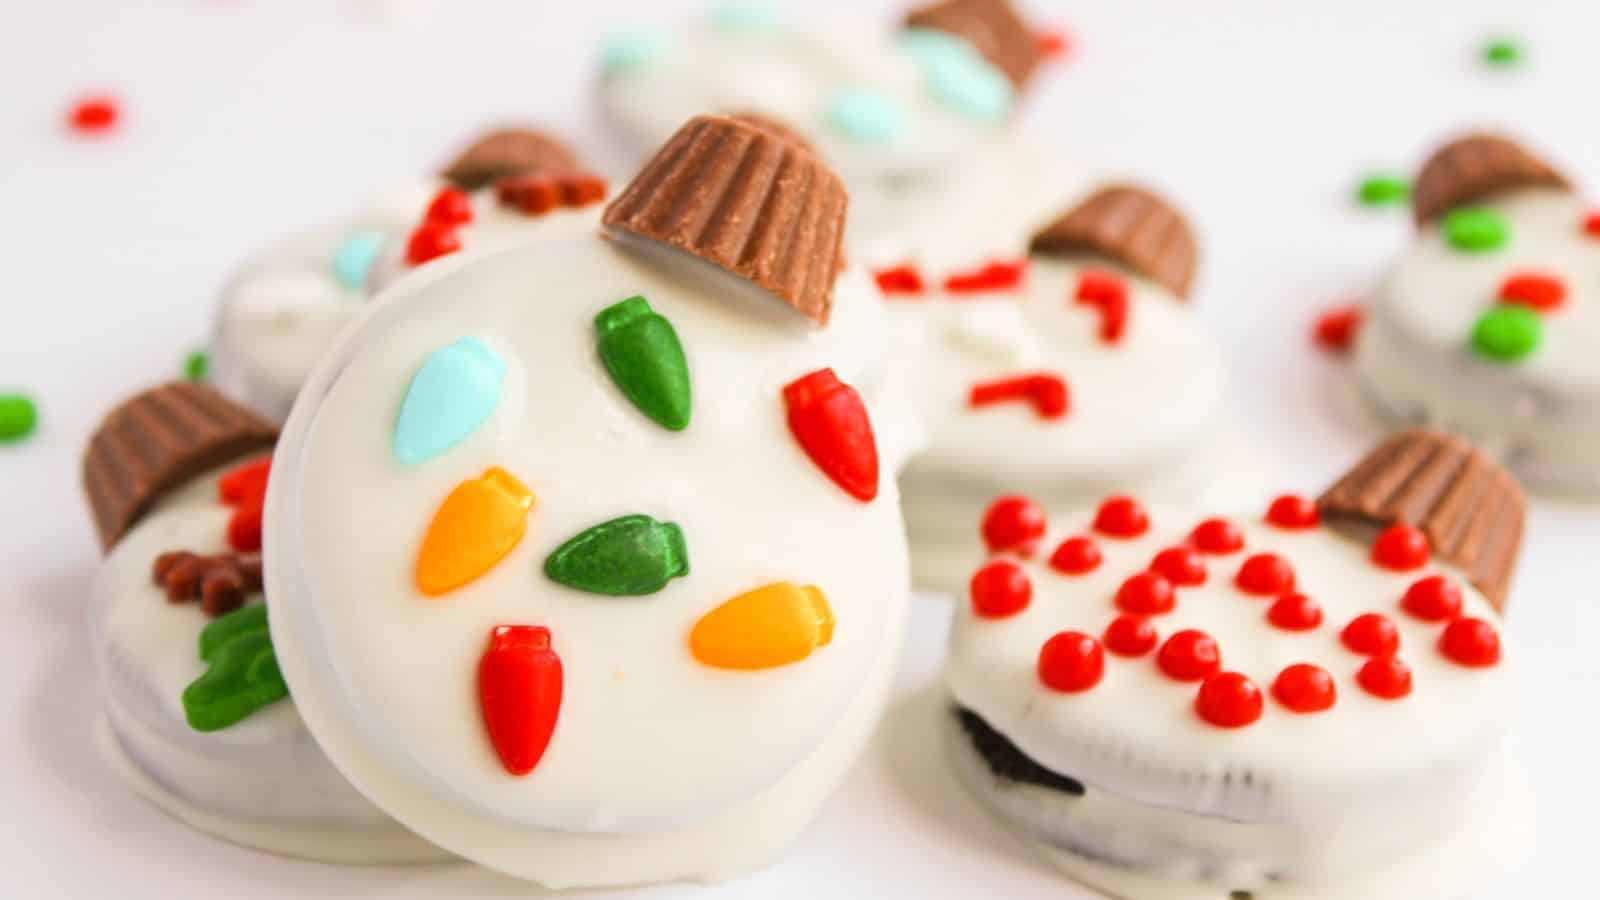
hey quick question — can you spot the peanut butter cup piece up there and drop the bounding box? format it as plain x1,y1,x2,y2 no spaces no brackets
1318,428,1525,610
441,127,580,191
905,0,1041,91
83,382,276,551
1028,185,1199,299
602,115,848,326
1412,133,1569,225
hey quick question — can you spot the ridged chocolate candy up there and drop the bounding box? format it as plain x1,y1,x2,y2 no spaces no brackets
1029,185,1199,299
1412,133,1569,225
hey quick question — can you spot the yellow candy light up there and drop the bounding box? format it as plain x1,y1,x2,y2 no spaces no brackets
689,582,834,670
415,467,534,597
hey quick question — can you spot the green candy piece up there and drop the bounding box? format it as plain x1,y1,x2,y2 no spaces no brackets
596,295,691,431
183,350,209,382
1443,207,1510,252
1483,38,1522,66
545,514,689,596
0,394,37,442
1356,173,1409,207
1471,305,1542,362
183,605,288,732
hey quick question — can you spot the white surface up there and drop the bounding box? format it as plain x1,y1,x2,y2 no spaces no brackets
1,1,1596,897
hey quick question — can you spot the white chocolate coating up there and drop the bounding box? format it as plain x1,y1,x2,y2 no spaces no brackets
88,460,444,863
264,236,910,885
1355,189,1600,495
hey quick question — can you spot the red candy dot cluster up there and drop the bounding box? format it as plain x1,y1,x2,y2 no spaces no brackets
982,495,1047,555
968,373,1070,419
217,457,271,553
1038,632,1104,692
1158,629,1220,681
1049,535,1102,575
1372,523,1429,570
1116,572,1175,615
1265,494,1320,530
1093,496,1149,538
1197,671,1264,728
945,258,1028,293
1273,663,1336,713
873,263,925,296
1236,553,1295,595
68,95,119,134
970,560,1031,619
1190,517,1245,554
406,187,475,266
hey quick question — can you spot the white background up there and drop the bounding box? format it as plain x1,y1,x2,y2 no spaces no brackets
2,0,1597,897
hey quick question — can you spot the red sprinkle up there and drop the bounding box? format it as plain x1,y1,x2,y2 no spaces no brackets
68,95,119,134
1272,663,1336,713
1196,671,1263,728
873,263,926,296
406,221,462,266
425,187,474,226
495,170,608,216
970,561,1032,619
227,502,263,553
1074,269,1130,343
1401,575,1464,622
478,625,563,776
1036,28,1071,59
1341,612,1400,656
1103,614,1157,657
1235,553,1295,596
1189,518,1244,554
1093,495,1149,538
1313,304,1364,354
945,258,1028,293
1265,494,1320,530
1497,271,1566,312
1116,571,1176,615
1372,524,1430,571
1149,546,1206,586
1037,631,1105,693
1585,212,1600,239
1267,593,1323,631
218,458,271,507
1357,655,1413,699
1439,617,1502,667
968,373,1069,419
783,368,879,502
1048,535,1102,576
982,495,1047,555
1158,629,1220,681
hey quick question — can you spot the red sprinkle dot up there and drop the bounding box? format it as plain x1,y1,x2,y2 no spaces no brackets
1371,524,1430,571
1037,631,1105,693
1158,629,1221,681
1102,614,1157,657
1497,271,1566,312
1265,494,1320,530
945,258,1028,293
1048,535,1102,576
218,457,271,507
1189,518,1244,554
1235,553,1295,596
227,502,264,553
68,95,119,133
1073,269,1130,343
1313,304,1365,354
406,221,462,266
970,561,1031,619
1273,663,1337,713
1036,28,1071,59
1116,572,1176,615
873,264,925,296
1093,495,1149,538
1149,546,1206,586
1195,671,1263,728
968,373,1070,420
981,495,1047,555
1357,655,1413,699
1439,617,1502,667
1401,575,1464,622
1267,593,1324,631
1585,212,1600,239
425,187,474,226
1341,612,1400,656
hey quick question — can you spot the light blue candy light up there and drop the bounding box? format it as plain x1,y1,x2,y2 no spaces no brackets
826,88,905,143
709,0,779,33
602,28,669,75
898,27,1014,124
330,230,387,292
393,336,508,465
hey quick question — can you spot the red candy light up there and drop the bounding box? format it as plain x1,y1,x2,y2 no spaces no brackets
1149,546,1206,586
1235,553,1295,596
1074,269,1130,343
1267,593,1323,631
1116,572,1176,615
478,625,563,776
425,187,474,226
1341,612,1400,656
406,221,462,266
1049,535,1102,575
970,561,1032,619
1195,671,1263,728
1439,617,1502,667
68,95,119,134
1265,494,1320,530
982,495,1047,554
873,264,925,296
945,258,1027,293
1158,629,1220,681
1273,663,1336,713
1372,524,1430,571
1189,517,1244,554
1357,655,1413,699
1313,304,1365,354
968,373,1069,419
1401,575,1464,622
1038,632,1105,693
1497,271,1566,312
1094,496,1149,538
783,368,880,502
1103,614,1157,657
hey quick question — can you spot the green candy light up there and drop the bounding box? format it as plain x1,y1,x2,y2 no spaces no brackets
596,295,692,431
545,514,690,596
1444,207,1510,253
1470,305,1542,363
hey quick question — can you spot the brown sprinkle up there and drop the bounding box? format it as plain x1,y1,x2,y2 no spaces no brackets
152,550,264,618
495,169,608,216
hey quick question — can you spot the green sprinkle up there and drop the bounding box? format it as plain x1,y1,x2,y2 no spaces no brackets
183,604,288,732
183,350,209,382
545,514,690,596
1471,305,1542,362
0,394,38,443
1356,173,1409,207
1482,37,1522,67
1443,207,1510,252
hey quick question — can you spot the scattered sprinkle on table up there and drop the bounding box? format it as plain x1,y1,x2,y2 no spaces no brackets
67,95,119,134
1355,173,1409,207
184,350,209,382
1481,37,1522,67
0,393,38,442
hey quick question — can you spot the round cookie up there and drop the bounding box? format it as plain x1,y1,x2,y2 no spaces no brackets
261,116,910,887
81,382,444,862
944,429,1527,898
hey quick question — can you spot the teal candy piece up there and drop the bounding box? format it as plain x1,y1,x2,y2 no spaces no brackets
826,89,905,143
596,296,691,431
710,0,778,33
182,614,288,732
899,28,975,67
603,28,669,75
544,514,690,596
1443,207,1511,253
393,336,508,464
200,603,269,661
331,230,387,291
1470,305,1542,362
900,28,1013,123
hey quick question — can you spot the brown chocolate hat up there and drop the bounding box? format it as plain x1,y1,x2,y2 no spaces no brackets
441,127,580,191
1412,133,1570,225
83,382,276,551
602,115,848,326
1318,428,1525,611
1028,185,1199,299
905,0,1040,91
728,111,819,157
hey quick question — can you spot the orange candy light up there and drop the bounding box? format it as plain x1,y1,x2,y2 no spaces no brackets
415,467,534,596
689,582,834,670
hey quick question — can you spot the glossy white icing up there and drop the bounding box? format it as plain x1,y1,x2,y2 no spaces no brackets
263,235,909,885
